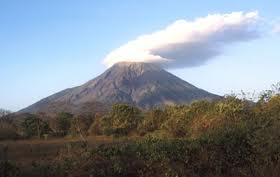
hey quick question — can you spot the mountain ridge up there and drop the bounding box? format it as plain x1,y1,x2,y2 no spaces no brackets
19,62,220,115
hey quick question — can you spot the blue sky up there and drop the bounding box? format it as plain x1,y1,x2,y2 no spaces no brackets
1,0,280,111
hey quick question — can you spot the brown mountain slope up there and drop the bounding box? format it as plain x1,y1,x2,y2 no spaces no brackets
19,62,220,114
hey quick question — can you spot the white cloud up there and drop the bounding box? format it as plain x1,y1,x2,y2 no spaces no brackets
273,24,280,34
103,11,260,69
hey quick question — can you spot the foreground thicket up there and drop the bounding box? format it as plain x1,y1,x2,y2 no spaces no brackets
1,84,280,177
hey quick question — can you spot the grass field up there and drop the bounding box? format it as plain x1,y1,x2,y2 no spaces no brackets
0,136,116,165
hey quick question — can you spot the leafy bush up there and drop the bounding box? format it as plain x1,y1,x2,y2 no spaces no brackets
0,119,20,140
88,116,103,135
100,104,143,136
3,84,280,177
138,108,167,135
21,115,50,138
0,161,21,177
56,112,73,136
70,116,92,137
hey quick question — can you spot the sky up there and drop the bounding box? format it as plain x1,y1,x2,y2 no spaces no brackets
0,0,280,111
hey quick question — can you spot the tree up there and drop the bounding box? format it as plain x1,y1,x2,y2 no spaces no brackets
21,115,50,138
88,114,103,135
101,104,143,135
258,82,280,103
56,112,73,136
70,116,93,141
0,109,11,118
215,96,249,120
138,108,167,134
161,105,191,137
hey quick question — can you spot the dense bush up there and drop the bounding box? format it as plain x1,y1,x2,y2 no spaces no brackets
2,84,280,177
56,112,73,136
21,115,50,138
0,161,21,177
0,121,19,140
100,104,143,136
138,108,167,134
13,135,277,177
70,116,93,137
88,115,103,135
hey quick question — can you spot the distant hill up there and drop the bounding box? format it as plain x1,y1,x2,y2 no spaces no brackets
19,62,220,115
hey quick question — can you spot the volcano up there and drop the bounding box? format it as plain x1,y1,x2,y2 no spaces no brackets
20,62,220,115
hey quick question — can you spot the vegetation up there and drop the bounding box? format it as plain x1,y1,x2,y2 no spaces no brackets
0,119,19,140
56,112,73,136
1,84,280,176
0,109,11,118
99,104,143,136
21,114,50,138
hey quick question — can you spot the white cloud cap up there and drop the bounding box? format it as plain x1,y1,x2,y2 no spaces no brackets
103,11,260,69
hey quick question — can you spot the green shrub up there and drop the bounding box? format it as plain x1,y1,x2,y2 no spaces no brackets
138,108,167,134
100,104,143,136
56,112,73,136
21,115,50,138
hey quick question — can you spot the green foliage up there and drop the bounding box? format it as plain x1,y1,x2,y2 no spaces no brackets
138,108,167,134
161,106,190,137
100,104,143,136
56,112,73,136
161,101,215,138
215,95,250,120
21,115,50,138
4,83,280,177
258,82,280,103
90,137,255,177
